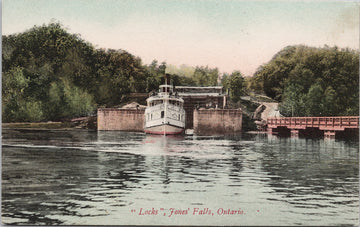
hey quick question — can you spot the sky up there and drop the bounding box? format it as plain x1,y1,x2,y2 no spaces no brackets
2,0,359,76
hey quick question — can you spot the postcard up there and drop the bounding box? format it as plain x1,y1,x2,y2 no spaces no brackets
2,0,359,226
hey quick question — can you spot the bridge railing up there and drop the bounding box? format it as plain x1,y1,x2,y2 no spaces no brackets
267,116,359,130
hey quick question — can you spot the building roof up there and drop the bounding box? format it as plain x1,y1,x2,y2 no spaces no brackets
174,86,224,95
175,86,223,89
178,93,226,97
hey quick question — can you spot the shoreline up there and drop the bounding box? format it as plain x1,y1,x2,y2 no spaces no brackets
2,122,78,130
3,116,97,130
2,122,265,134
246,131,267,134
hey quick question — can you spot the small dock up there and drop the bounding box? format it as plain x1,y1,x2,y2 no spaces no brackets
267,116,359,139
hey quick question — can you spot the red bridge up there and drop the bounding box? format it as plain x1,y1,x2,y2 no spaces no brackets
267,116,359,139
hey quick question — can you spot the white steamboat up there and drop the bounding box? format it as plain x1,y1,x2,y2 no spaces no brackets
144,82,186,135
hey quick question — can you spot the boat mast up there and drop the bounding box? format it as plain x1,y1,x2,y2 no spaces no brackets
163,74,168,136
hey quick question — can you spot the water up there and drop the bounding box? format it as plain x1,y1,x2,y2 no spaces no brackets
1,128,359,226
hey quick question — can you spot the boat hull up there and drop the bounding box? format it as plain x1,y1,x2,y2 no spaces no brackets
144,124,184,135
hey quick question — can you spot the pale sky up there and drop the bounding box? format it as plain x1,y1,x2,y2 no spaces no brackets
2,0,359,76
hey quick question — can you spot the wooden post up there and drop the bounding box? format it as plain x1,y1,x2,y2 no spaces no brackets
291,129,299,137
324,130,336,139
267,128,274,134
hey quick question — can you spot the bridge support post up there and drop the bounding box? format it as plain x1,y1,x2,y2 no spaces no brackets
324,130,336,139
290,129,299,137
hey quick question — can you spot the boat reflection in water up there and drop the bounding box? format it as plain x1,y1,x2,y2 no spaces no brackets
1,129,359,226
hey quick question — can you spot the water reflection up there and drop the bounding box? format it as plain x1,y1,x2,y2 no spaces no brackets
2,129,359,225
259,136,359,224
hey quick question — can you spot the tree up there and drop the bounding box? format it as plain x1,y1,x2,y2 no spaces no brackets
252,45,359,116
193,66,219,86
322,86,336,116
279,83,306,117
2,67,45,122
305,81,324,116
47,79,95,120
224,71,246,103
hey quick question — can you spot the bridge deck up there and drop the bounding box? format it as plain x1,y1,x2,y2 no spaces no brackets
267,116,359,131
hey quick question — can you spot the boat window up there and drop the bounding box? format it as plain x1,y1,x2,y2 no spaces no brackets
161,111,164,118
152,100,163,105
151,114,152,120
178,114,180,120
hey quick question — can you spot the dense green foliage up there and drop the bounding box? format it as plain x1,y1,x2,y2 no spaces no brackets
250,45,359,116
222,71,246,102
168,65,221,86
7,23,354,123
2,23,153,121
3,23,248,122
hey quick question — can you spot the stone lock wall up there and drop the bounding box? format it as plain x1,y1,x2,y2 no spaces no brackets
193,108,242,135
181,95,225,129
97,107,242,134
97,108,145,131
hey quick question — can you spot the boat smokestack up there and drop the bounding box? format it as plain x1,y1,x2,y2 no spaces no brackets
164,74,171,85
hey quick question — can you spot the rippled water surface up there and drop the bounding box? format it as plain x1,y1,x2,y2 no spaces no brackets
2,129,359,225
